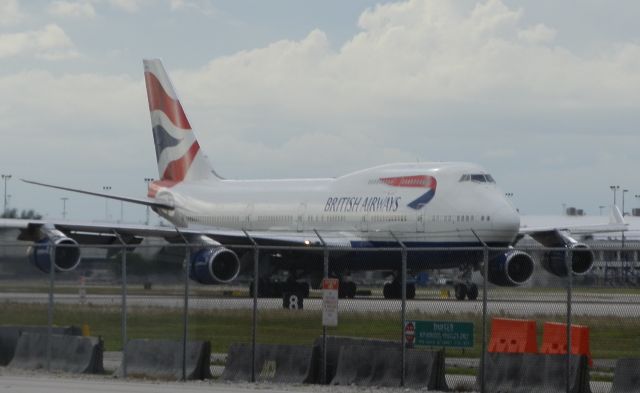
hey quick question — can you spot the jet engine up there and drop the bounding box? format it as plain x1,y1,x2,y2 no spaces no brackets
28,230,81,273
189,242,241,285
487,250,535,286
541,243,594,277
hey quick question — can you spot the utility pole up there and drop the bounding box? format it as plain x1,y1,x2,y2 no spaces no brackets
2,174,12,214
610,185,620,206
61,197,68,220
103,186,112,221
144,178,154,225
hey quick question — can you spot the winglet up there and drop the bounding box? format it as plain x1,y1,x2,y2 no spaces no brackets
609,205,625,225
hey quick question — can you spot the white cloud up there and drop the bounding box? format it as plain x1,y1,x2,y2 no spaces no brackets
169,0,215,15
48,1,96,19
0,0,23,26
108,0,146,13
1,0,640,217
0,24,79,60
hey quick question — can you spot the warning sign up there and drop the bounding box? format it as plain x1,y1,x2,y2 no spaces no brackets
322,278,339,327
404,321,415,347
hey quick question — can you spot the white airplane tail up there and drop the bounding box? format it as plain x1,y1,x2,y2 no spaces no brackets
143,59,219,183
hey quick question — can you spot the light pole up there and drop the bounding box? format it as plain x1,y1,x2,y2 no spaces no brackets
103,186,111,221
562,203,566,215
61,197,68,220
610,185,620,206
144,178,154,225
2,174,12,214
622,189,628,216
599,205,605,216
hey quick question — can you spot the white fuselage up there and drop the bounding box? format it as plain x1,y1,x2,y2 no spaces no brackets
152,162,520,246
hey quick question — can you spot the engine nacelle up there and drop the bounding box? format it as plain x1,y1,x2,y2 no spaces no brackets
28,230,81,273
542,243,594,277
488,250,535,286
190,246,241,285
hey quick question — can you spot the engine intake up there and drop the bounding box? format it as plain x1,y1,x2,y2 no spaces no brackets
542,243,594,277
28,230,81,273
488,250,535,286
190,246,240,284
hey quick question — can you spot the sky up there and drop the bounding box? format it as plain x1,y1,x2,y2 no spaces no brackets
1,0,639,223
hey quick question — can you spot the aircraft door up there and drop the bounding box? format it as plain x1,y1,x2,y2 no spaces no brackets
360,212,369,232
296,203,306,232
416,210,425,232
243,203,253,231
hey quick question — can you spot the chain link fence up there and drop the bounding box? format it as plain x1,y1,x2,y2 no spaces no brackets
1,236,639,392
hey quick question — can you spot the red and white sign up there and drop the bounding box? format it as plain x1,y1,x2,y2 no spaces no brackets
322,278,339,327
404,321,415,346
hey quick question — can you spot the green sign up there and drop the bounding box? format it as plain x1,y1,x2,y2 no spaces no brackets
405,320,474,348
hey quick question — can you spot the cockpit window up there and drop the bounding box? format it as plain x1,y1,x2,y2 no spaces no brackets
459,174,496,183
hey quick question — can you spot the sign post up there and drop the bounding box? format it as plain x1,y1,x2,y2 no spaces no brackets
322,278,339,327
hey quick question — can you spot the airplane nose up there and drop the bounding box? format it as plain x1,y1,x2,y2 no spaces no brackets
492,200,520,243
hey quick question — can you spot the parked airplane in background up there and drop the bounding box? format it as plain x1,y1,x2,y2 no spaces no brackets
0,60,627,300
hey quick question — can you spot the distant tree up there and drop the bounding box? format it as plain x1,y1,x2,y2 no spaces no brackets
20,209,42,219
1,208,42,219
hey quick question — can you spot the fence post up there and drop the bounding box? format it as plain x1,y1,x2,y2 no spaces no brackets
565,246,573,393
243,230,259,383
391,231,407,387
481,245,488,393
314,229,329,384
174,229,190,382
112,231,128,378
46,241,56,372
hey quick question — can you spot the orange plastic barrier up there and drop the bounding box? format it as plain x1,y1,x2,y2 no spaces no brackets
488,318,537,353
540,322,592,367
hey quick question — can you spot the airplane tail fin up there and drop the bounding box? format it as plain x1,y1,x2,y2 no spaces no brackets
609,205,625,226
143,59,219,183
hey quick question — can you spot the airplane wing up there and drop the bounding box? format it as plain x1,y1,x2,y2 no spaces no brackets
0,217,355,248
518,206,627,246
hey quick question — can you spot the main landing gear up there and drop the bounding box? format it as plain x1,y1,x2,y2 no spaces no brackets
453,282,479,301
249,276,310,298
453,264,479,301
382,276,416,299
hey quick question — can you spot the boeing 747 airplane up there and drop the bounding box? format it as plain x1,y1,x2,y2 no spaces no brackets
0,60,627,300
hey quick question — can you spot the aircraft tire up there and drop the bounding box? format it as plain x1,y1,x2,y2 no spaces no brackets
454,283,467,301
466,283,479,300
407,283,416,299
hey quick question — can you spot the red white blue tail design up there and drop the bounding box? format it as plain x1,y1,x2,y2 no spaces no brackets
143,59,217,186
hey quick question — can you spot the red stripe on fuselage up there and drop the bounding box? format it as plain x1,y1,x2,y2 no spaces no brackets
144,72,192,130
380,175,436,188
162,142,200,182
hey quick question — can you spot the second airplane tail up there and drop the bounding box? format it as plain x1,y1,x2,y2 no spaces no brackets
143,59,218,184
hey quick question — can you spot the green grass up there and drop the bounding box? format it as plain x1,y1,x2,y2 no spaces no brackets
1,303,639,361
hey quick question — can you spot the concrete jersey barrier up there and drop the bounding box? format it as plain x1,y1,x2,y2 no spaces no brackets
0,325,81,366
330,345,447,390
221,343,314,383
611,358,640,393
8,332,103,374
311,335,398,384
114,339,211,380
477,352,591,393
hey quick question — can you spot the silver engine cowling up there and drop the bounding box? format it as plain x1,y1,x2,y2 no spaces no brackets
542,243,594,277
487,250,535,286
188,236,240,284
28,230,81,273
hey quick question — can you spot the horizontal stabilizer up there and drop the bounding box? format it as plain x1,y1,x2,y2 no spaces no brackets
22,179,174,210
